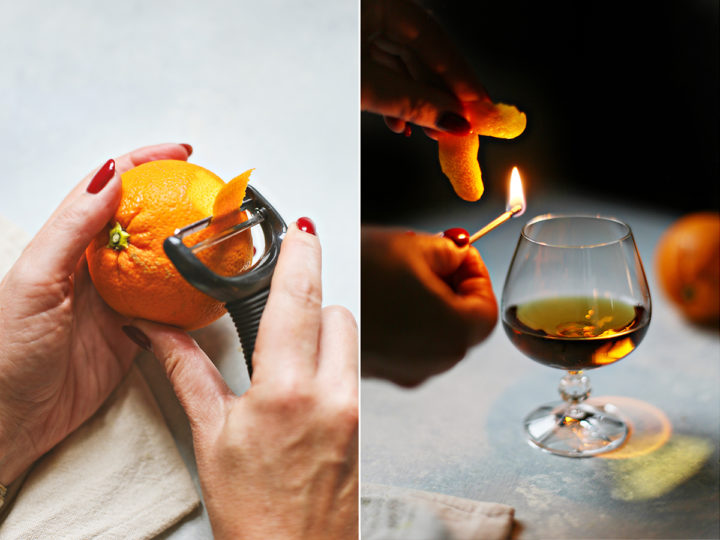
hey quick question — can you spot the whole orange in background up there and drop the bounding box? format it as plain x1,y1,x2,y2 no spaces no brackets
86,160,253,330
655,211,720,324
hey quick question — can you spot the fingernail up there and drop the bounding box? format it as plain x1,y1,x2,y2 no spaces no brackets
122,325,152,352
442,227,470,247
180,143,193,156
86,159,116,194
403,124,412,137
296,217,317,236
436,112,471,135
405,230,416,236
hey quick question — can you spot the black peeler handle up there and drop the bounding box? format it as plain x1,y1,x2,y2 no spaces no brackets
226,289,270,379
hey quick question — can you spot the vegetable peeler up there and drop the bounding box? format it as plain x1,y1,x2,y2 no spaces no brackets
163,185,287,380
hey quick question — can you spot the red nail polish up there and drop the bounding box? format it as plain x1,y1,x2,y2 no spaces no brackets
122,325,152,351
86,159,116,194
180,143,193,156
442,227,470,247
296,217,316,236
437,112,471,135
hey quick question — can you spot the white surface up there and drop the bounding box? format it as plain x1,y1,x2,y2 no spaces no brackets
1,1,358,538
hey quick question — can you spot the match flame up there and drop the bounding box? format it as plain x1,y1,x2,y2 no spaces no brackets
507,166,526,216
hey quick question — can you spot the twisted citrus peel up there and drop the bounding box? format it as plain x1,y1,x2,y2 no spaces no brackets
213,168,253,218
438,100,526,201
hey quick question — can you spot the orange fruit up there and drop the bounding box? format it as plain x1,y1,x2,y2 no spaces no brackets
655,211,720,324
86,160,253,330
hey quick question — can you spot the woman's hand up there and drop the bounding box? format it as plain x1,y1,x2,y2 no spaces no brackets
133,222,359,540
0,143,192,486
361,0,487,137
361,227,497,387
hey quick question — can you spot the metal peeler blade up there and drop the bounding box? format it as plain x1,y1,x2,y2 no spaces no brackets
163,185,287,380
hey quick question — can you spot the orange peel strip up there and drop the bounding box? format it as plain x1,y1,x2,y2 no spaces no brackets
213,168,253,218
466,100,527,139
438,132,483,202
437,100,526,201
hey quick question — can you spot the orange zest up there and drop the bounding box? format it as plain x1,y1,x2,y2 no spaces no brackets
465,100,527,139
213,169,253,217
437,98,526,201
438,133,483,201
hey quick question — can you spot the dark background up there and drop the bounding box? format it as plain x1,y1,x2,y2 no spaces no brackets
362,0,719,224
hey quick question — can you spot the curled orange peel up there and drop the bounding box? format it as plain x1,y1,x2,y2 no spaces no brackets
213,168,253,218
438,100,526,202
438,133,483,202
466,100,527,139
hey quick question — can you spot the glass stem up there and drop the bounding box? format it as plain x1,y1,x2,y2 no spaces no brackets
559,371,591,417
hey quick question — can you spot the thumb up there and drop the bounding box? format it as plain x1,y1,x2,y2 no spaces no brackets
25,159,121,281
418,235,469,278
450,248,498,344
129,320,233,431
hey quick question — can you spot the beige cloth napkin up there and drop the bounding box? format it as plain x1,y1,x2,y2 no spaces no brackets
0,214,200,539
361,483,515,540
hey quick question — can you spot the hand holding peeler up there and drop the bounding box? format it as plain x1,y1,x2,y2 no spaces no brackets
163,185,287,380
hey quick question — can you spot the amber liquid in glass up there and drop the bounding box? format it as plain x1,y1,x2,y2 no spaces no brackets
503,296,650,370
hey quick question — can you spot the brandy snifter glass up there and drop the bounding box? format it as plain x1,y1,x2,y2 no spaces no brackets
501,215,651,457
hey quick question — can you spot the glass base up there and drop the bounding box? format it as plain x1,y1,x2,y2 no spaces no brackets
524,400,628,457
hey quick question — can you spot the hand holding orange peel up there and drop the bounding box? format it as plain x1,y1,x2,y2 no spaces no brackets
438,99,526,201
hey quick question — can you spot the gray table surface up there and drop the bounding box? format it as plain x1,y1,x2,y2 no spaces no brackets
1,1,357,538
361,191,720,539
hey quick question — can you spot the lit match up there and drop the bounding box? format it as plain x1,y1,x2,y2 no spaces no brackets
469,167,526,244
